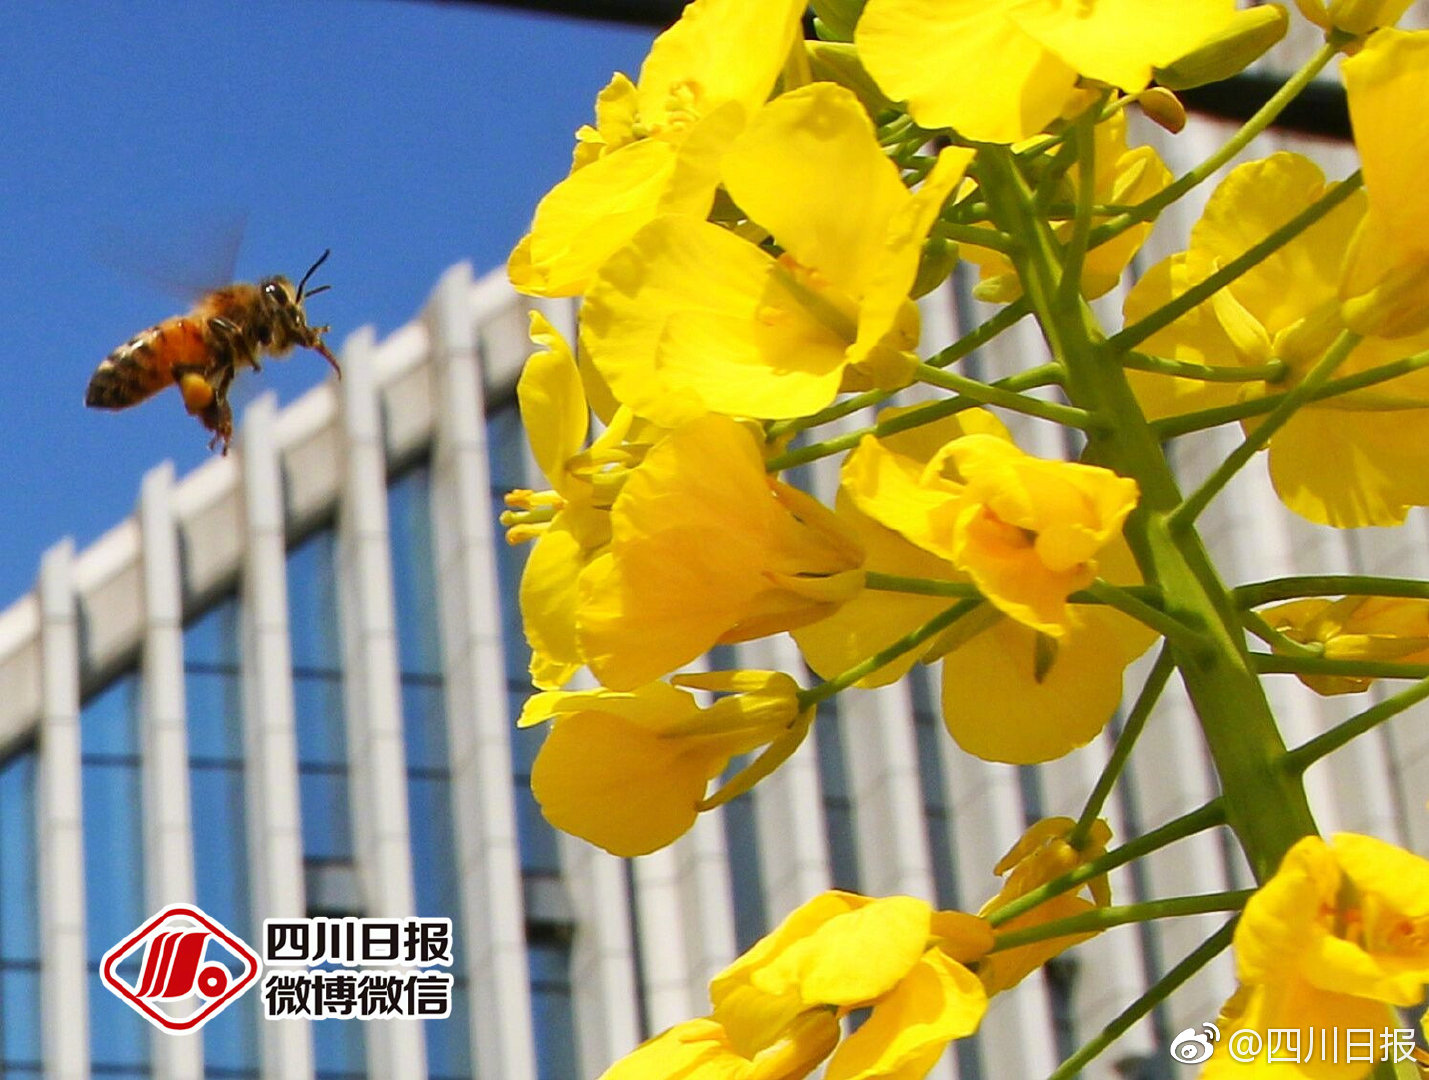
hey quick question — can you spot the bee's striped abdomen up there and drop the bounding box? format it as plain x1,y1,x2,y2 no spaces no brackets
85,317,208,410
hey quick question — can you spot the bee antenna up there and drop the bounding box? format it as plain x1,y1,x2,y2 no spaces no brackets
303,284,332,299
296,249,331,302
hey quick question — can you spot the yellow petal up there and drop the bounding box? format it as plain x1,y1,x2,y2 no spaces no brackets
1013,0,1247,92
529,686,733,857
578,416,863,689
519,312,588,489
764,896,933,1007
1266,406,1429,527
824,950,986,1080
582,217,849,424
940,608,1153,764
635,0,806,136
856,0,1078,143
510,139,684,298
721,83,910,300
520,524,588,690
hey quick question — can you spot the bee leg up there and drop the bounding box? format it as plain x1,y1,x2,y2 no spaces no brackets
208,316,259,372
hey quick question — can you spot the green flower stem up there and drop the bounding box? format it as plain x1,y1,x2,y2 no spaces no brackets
864,572,1165,610
1107,171,1363,355
796,598,982,711
864,573,979,598
763,308,1038,447
1239,609,1323,659
1046,918,1239,1080
929,222,1013,253
925,300,1031,368
1284,676,1429,775
1056,109,1098,311
985,799,1226,928
765,364,1059,471
1151,347,1429,439
1068,646,1175,851
1083,580,1209,660
1087,35,1346,248
1170,330,1361,531
979,144,1318,882
915,363,1098,429
989,889,1252,954
1234,574,1429,608
1122,351,1287,384
1252,654,1429,681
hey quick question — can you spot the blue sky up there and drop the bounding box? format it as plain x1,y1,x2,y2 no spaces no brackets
0,0,654,605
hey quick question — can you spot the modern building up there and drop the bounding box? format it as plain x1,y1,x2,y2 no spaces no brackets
1,34,1427,1080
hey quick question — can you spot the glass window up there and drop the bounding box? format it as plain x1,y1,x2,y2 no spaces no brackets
287,529,366,1078
813,702,861,893
388,466,472,1080
185,598,258,1077
489,406,580,1076
0,749,40,1074
81,675,150,1076
288,530,355,866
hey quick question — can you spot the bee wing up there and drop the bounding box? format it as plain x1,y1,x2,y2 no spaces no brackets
94,212,248,302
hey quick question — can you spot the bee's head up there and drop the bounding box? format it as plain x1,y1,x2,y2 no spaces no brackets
258,250,340,376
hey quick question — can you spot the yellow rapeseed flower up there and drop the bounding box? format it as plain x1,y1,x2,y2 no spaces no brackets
1294,0,1411,37
1262,595,1429,695
795,409,1154,764
1340,28,1429,338
581,83,972,427
841,417,1139,638
710,891,992,1080
977,818,1112,995
1123,151,1429,527
855,0,1276,143
520,672,807,857
507,313,656,688
1202,833,1429,1079
508,0,806,297
576,414,864,690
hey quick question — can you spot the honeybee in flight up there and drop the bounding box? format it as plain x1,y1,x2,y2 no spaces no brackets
85,250,341,454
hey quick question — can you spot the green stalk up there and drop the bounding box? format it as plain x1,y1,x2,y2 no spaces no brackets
1123,351,1287,384
796,598,982,710
1239,609,1324,659
1152,349,1429,438
989,890,1251,953
978,145,1318,881
1046,919,1239,1080
765,364,1059,471
1235,574,1429,607
929,222,1014,253
1055,108,1098,311
1083,580,1208,659
1284,676,1429,774
1068,646,1174,850
1252,654,1429,681
915,364,1097,428
865,572,1165,610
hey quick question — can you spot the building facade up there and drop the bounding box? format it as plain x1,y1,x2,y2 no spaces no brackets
2,66,1428,1080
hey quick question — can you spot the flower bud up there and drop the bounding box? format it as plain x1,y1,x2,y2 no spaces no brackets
810,0,865,42
1153,4,1288,90
1294,0,1412,34
1135,87,1187,134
